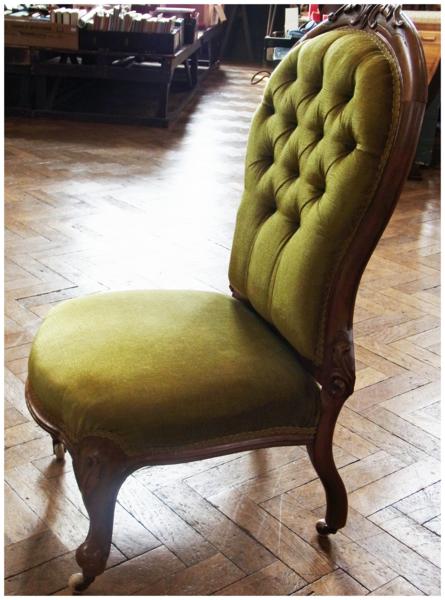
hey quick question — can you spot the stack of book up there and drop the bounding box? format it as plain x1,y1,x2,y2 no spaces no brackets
77,6,186,54
51,8,86,32
78,6,178,34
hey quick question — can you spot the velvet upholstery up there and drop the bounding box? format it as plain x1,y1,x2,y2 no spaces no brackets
28,291,320,455
229,29,400,364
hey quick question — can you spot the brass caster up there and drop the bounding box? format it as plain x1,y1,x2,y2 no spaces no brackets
68,572,94,594
316,519,338,536
54,441,66,462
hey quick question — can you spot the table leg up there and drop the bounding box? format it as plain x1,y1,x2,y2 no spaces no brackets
19,74,32,108
184,59,193,88
35,75,47,109
157,59,174,120
47,78,61,110
190,52,198,86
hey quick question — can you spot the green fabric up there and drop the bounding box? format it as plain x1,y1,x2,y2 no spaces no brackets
229,29,400,364
28,291,320,455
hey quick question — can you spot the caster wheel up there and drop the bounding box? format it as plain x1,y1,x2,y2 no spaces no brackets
54,442,66,462
316,519,337,536
68,572,94,593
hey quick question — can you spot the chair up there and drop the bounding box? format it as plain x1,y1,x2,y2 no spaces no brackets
25,5,427,593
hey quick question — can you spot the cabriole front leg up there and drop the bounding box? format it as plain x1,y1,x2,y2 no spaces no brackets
69,437,129,593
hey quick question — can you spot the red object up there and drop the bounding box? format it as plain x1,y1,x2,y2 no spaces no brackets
309,4,321,23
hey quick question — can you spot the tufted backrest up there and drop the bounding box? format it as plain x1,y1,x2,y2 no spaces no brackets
229,28,402,366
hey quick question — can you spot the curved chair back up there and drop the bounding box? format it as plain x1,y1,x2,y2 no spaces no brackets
229,5,427,393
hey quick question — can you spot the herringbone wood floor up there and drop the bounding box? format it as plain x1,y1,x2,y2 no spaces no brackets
5,65,440,596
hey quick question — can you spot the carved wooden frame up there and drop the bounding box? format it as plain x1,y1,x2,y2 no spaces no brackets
24,5,427,593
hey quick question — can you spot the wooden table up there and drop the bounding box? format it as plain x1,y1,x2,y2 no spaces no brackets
5,24,224,127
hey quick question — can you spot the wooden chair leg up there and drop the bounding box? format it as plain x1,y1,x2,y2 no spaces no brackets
69,437,129,592
306,391,348,535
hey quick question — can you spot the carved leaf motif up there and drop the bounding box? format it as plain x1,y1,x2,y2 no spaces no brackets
76,447,104,498
73,437,128,506
329,4,404,29
326,331,355,400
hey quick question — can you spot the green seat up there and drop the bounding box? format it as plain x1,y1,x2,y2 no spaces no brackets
28,290,320,455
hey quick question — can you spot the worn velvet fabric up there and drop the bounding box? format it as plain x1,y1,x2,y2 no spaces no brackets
229,29,400,364
29,291,321,455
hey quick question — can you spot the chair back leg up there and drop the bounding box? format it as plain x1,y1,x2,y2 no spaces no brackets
306,389,348,534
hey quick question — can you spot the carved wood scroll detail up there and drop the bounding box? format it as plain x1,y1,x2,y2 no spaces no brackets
73,437,128,499
329,4,404,29
325,331,355,401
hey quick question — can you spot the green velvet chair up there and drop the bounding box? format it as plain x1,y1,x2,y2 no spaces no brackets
25,5,427,593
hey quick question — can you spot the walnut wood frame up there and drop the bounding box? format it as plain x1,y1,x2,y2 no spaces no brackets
24,5,427,593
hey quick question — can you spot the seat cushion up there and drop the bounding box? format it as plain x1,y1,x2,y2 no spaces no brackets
28,290,321,456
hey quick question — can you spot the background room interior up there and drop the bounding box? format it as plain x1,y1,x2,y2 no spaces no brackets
4,3,441,596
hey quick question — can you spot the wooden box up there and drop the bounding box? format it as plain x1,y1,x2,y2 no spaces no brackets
405,10,440,84
79,28,182,54
5,17,79,50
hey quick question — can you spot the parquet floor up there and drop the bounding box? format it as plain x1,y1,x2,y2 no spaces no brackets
5,65,440,596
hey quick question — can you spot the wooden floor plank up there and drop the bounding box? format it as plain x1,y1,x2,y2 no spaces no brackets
348,457,440,516
363,405,440,459
358,531,440,595
218,560,306,595
285,450,405,512
338,406,433,466
393,481,441,524
261,495,397,592
210,491,334,583
117,476,216,567
293,570,368,596
5,530,68,579
369,506,440,567
185,446,304,499
138,553,244,596
4,64,440,595
216,447,355,505
5,544,125,596
154,482,276,574
369,576,425,596
4,482,47,545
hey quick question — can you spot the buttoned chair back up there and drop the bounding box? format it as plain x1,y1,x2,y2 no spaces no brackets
229,8,427,391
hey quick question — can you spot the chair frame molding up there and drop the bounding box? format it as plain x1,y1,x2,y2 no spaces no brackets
25,4,427,593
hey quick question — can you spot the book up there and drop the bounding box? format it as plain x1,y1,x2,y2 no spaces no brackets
62,8,72,33
78,6,99,29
